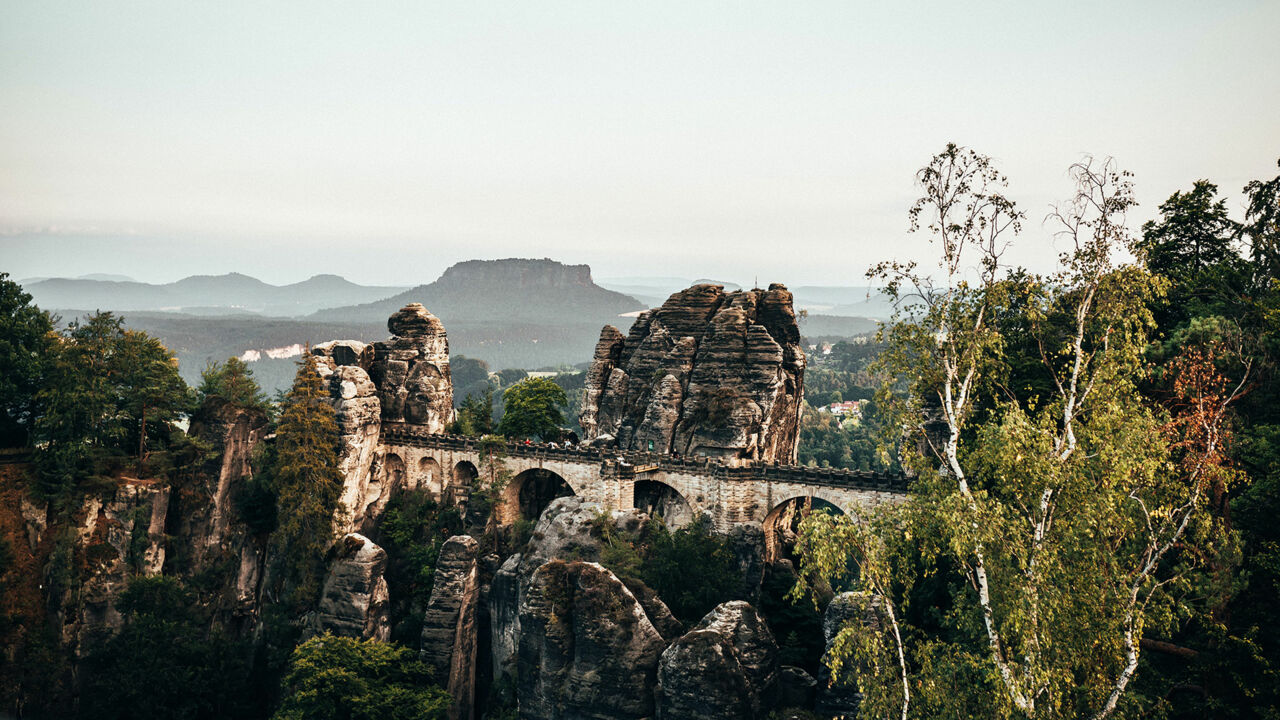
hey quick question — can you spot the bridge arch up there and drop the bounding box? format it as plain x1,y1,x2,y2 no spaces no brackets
417,456,442,494
763,495,845,563
633,479,693,528
504,467,575,525
449,460,479,505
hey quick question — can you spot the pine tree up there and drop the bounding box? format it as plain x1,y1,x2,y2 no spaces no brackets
270,353,345,607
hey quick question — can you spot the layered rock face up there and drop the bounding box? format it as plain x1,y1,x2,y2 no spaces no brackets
489,497,658,680
369,303,453,430
421,535,481,720
312,303,456,532
310,533,391,641
165,399,271,618
655,601,779,720
579,284,805,463
817,591,885,718
312,341,384,533
59,483,170,653
517,560,668,720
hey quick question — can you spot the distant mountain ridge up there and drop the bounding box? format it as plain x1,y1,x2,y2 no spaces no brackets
22,272,408,317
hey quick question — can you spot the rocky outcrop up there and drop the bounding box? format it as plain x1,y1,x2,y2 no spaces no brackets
774,665,818,711
817,591,882,719
518,560,667,720
489,497,659,680
420,535,480,720
369,303,453,430
167,398,272,618
728,524,767,602
310,533,390,641
62,482,170,653
312,342,385,533
655,600,778,720
579,284,805,463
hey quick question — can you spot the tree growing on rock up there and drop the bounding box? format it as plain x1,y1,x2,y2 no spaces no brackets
32,312,193,500
269,353,346,608
198,356,270,412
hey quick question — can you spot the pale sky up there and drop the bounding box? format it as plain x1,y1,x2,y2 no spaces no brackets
2,1,1278,287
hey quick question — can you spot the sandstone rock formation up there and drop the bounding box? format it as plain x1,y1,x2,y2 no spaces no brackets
655,600,779,720
817,591,884,718
310,533,391,641
579,283,805,463
369,303,453,430
312,342,385,533
728,524,767,602
489,496,661,680
518,560,667,720
420,535,480,720
311,304,456,532
64,482,170,653
774,665,818,711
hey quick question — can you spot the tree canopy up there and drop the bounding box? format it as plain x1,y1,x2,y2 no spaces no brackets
797,147,1255,720
0,273,53,446
497,377,568,441
269,353,345,606
273,634,448,720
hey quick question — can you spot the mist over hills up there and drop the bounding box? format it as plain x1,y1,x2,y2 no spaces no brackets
24,258,881,394
597,277,894,320
23,272,408,317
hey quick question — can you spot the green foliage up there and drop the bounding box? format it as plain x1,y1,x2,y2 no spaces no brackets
758,564,825,673
495,368,528,387
1119,159,1280,718
497,377,568,441
199,356,270,412
639,515,738,625
268,353,345,608
804,367,876,408
273,634,449,720
32,312,194,500
379,491,464,644
804,147,1251,719
0,273,53,446
797,398,898,472
448,388,494,436
79,576,252,720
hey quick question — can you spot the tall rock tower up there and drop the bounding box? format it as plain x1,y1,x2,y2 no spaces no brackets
579,283,805,464
369,303,454,431
312,303,455,532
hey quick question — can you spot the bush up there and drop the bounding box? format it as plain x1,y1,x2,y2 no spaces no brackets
273,635,449,720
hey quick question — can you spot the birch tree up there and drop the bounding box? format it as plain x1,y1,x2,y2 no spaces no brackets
797,147,1243,719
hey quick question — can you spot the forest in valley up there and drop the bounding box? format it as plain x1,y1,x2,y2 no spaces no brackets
0,147,1277,719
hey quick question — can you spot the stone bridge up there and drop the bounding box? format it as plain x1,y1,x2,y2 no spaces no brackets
379,423,908,559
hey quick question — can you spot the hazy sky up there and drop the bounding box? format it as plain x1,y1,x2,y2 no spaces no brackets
2,1,1278,287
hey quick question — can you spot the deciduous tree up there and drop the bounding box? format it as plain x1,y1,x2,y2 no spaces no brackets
799,147,1242,719
497,377,568,441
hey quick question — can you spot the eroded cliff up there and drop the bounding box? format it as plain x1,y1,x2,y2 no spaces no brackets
579,283,805,463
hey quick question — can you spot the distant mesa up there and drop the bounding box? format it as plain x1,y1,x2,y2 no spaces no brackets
317,258,644,326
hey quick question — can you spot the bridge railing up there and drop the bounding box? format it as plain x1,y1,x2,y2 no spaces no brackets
379,423,909,493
